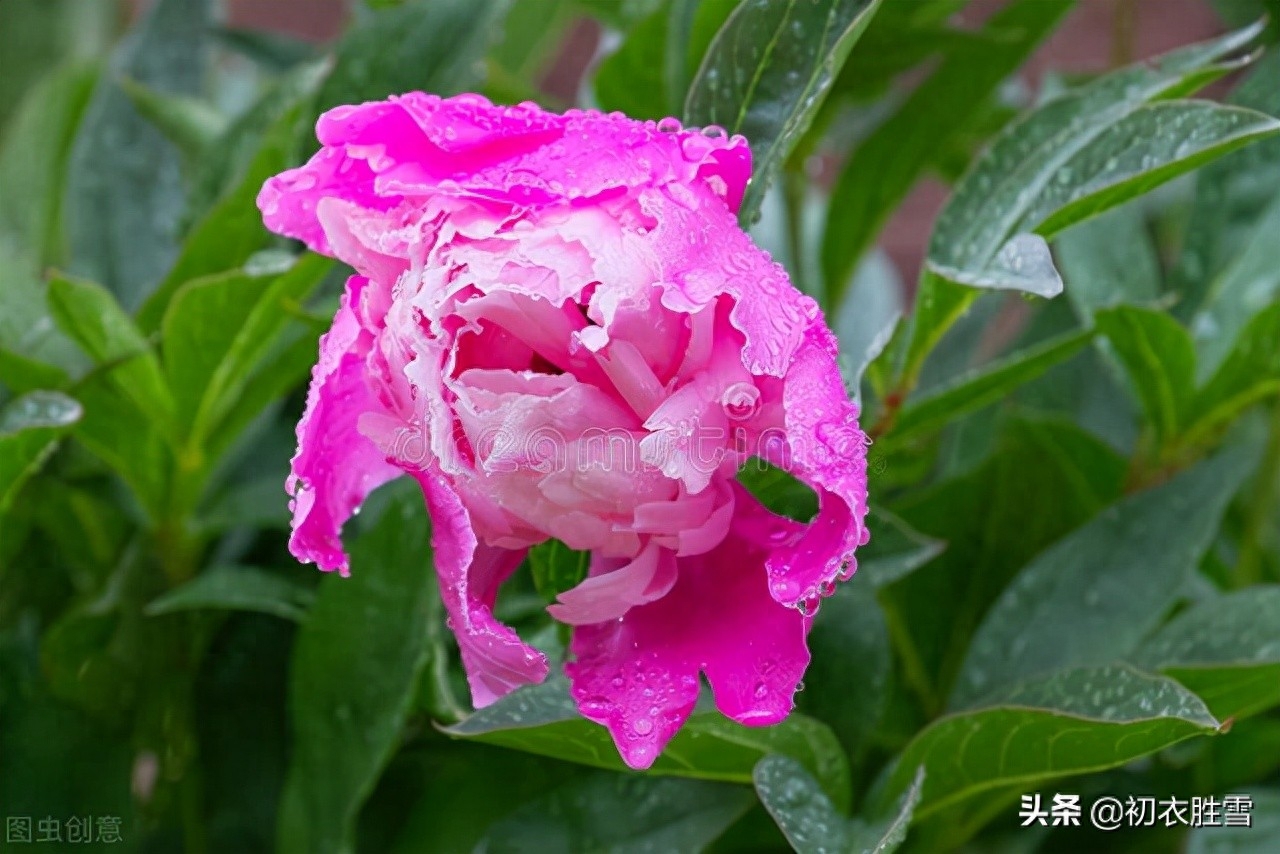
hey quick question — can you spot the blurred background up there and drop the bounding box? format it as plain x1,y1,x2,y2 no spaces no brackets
1,0,1233,283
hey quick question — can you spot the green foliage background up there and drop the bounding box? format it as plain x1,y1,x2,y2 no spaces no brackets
2,0,1280,851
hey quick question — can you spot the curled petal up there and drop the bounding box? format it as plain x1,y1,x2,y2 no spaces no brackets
287,276,401,574
767,324,870,607
412,469,549,706
566,487,810,769
547,541,678,626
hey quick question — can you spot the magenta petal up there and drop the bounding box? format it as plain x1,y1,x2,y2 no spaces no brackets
287,277,401,574
767,323,870,606
566,487,810,769
411,469,549,707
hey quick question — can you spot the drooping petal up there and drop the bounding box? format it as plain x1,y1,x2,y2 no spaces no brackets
411,468,549,707
566,486,810,769
287,276,401,574
547,541,678,626
766,323,870,607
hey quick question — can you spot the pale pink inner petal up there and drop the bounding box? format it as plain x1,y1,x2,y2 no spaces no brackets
547,541,678,626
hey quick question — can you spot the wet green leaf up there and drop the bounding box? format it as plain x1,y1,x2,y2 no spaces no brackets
446,677,852,807
876,665,1220,833
897,25,1269,393
160,254,332,444
822,0,1072,299
755,755,922,854
1132,586,1280,720
952,445,1256,708
685,0,884,224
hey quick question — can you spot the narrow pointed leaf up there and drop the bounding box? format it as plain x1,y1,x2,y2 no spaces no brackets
685,0,884,224
145,565,316,622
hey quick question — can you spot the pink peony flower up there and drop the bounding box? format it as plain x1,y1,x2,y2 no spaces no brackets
259,93,869,769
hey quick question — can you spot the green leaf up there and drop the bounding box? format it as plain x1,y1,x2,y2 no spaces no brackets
1192,191,1280,375
1029,102,1280,238
47,272,177,443
1184,303,1280,448
527,538,590,604
1094,306,1197,446
0,348,69,397
822,0,1073,298
68,373,171,521
145,565,316,622
205,326,325,463
874,665,1220,832
737,459,818,522
1176,49,1280,319
885,328,1093,444
161,254,332,443
0,63,97,268
137,97,319,334
834,251,904,406
0,391,82,513
0,0,112,129
883,416,1127,710
800,577,890,764
118,76,227,168
276,481,438,854
489,0,576,85
197,472,291,533
755,755,922,854
1055,203,1162,320
445,677,852,806
857,508,945,589
0,634,137,844
183,59,329,236
684,0,884,224
952,444,1256,708
317,0,511,112
1131,586,1280,720
62,0,211,310
896,24,1269,393
1186,788,1280,854
594,2,678,121
478,772,755,853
